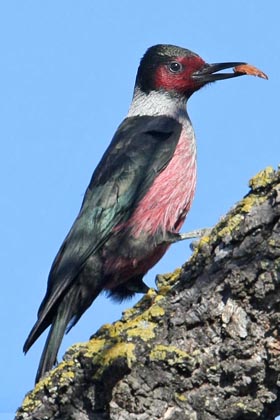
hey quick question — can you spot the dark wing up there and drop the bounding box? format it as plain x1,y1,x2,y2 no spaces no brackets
34,115,182,332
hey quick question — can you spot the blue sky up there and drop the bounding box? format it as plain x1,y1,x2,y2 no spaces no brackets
1,1,279,418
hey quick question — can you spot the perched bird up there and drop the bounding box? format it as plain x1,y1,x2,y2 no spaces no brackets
24,44,248,383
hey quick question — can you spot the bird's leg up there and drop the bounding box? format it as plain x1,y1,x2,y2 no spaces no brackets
163,228,212,244
176,227,212,241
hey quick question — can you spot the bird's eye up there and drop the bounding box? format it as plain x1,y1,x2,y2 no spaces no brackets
169,61,183,73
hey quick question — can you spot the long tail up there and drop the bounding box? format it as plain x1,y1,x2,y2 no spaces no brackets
23,286,78,383
34,298,74,383
24,281,102,383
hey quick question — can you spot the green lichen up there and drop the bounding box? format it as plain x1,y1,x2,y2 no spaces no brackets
240,195,256,213
148,304,165,319
199,235,211,244
20,359,76,413
84,338,106,358
98,323,114,334
239,191,268,214
156,268,182,291
57,363,75,386
235,402,246,409
217,214,244,238
107,317,157,340
107,303,164,341
80,286,165,376
21,393,41,412
34,370,56,392
157,285,172,295
126,320,157,340
145,287,158,299
216,168,277,236
124,303,164,336
192,167,278,247
268,239,276,247
149,344,193,368
89,275,166,350
120,289,158,322
175,392,187,401
122,307,139,321
190,234,211,258
249,166,275,191
93,342,136,377
102,342,135,366
81,337,136,378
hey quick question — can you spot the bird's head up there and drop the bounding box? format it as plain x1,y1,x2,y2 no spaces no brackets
136,44,246,99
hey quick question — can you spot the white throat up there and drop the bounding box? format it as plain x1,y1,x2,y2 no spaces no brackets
127,88,188,123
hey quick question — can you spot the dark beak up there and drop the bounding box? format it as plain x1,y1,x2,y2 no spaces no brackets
192,62,247,82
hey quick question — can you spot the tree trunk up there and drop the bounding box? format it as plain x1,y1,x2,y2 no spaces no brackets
15,167,280,420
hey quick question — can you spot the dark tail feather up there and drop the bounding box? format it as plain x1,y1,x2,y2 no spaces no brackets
23,292,75,384
35,304,72,383
24,267,103,383
34,284,101,383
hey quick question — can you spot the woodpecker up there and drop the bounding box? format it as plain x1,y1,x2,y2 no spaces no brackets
24,44,249,383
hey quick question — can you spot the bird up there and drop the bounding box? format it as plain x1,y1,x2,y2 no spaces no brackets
24,44,248,383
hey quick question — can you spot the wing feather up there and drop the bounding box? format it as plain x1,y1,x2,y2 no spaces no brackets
38,115,182,322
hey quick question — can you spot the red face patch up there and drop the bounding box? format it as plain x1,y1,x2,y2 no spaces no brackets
154,55,206,94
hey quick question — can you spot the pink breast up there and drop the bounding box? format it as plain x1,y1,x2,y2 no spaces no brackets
127,130,197,237
103,129,197,287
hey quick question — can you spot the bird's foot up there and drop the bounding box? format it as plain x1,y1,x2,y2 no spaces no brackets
164,227,212,244
176,227,212,242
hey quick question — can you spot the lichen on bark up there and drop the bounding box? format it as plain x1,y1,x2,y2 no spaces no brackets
16,166,280,420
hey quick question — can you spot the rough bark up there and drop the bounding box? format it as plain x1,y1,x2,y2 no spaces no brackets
16,166,280,420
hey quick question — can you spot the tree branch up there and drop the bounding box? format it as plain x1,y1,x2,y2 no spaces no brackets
16,166,280,420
